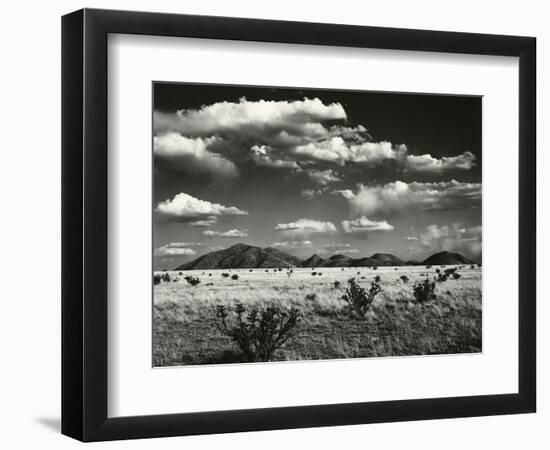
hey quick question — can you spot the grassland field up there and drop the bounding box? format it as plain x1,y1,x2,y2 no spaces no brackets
153,265,482,366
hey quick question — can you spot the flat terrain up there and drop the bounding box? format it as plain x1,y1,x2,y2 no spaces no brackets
153,265,482,366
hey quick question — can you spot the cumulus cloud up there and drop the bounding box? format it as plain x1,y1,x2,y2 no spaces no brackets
203,229,249,238
156,193,248,222
293,137,476,173
274,218,337,236
405,151,476,172
154,97,346,140
307,169,342,186
154,242,197,257
154,133,238,178
332,180,481,216
301,189,324,199
271,240,313,249
188,219,217,227
154,97,475,180
250,145,300,169
341,216,395,234
412,224,482,261
294,138,396,166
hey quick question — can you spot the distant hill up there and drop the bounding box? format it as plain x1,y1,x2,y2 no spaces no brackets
354,253,405,267
301,254,326,268
175,243,301,270
422,251,474,266
174,243,473,270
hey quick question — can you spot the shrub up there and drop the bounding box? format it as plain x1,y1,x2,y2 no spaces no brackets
372,266,378,270
412,279,436,303
215,303,301,362
374,275,381,283
179,272,183,276
317,272,322,276
471,264,476,269
305,293,317,301
400,275,409,283
249,269,253,272
437,272,448,282
311,272,317,276
425,265,432,269
221,272,230,278
209,273,212,277
161,273,171,282
231,274,239,280
333,280,341,289
184,275,200,286
340,278,382,318
153,274,162,285
445,267,457,276
452,272,461,280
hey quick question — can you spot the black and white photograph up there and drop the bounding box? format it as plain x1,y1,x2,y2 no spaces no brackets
152,83,482,366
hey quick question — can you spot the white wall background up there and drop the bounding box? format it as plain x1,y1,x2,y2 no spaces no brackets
0,0,546,448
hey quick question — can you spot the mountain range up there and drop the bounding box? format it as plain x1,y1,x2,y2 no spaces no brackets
174,243,475,270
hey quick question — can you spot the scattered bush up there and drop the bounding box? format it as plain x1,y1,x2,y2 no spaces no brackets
372,266,378,270
153,274,162,285
249,269,253,272
437,272,448,282
311,272,317,276
215,303,301,362
161,273,171,283
412,279,436,303
334,280,341,289
305,293,317,301
221,272,230,278
400,275,409,283
374,275,381,283
425,265,432,269
340,278,382,318
209,273,212,277
184,275,201,286
452,272,461,280
231,274,240,280
471,264,476,270
179,272,183,276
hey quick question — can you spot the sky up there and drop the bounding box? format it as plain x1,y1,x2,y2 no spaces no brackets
153,83,482,270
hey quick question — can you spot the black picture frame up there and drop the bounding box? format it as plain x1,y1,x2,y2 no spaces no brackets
62,8,536,442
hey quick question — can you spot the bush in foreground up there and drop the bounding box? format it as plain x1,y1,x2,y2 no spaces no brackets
340,278,382,318
215,303,301,362
412,279,436,303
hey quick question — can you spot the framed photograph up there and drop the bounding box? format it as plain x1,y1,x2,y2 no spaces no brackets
62,8,536,441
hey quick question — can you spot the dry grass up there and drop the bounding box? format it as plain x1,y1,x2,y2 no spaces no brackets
153,266,481,366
